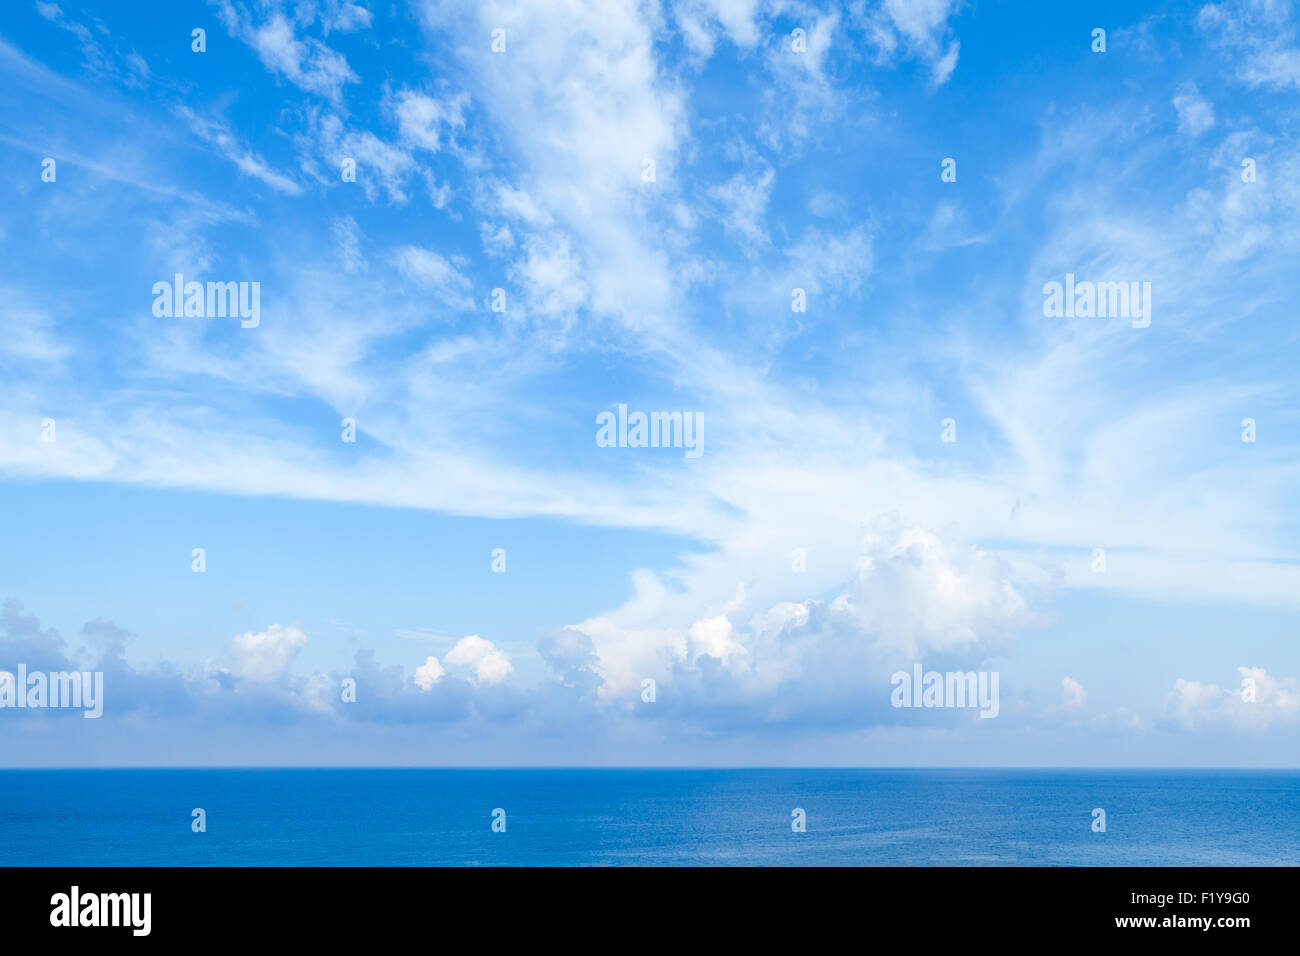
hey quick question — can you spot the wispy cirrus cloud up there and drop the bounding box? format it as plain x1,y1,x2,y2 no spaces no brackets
1,0,1299,767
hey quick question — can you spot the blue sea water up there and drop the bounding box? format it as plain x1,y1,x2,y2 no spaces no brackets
0,769,1295,866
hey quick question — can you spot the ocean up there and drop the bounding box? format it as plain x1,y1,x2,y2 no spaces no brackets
1,768,1296,866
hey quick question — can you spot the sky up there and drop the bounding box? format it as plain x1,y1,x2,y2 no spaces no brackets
0,0,1298,766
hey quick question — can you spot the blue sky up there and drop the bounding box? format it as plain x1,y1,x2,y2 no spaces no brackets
1,0,1299,765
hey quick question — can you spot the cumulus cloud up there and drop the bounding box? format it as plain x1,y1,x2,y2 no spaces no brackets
686,615,747,664
445,635,513,685
0,600,527,741
556,515,1031,725
413,655,445,690
1165,666,1300,731
8,0,1300,769
0,600,199,720
230,624,308,683
850,521,1029,655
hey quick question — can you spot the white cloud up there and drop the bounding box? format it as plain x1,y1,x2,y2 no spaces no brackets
413,655,445,690
867,0,963,86
671,0,763,55
1173,82,1215,136
4,0,1299,737
480,222,515,256
494,183,550,227
246,12,358,103
1199,0,1300,91
845,518,1031,658
919,201,989,250
511,232,588,326
179,108,303,194
418,0,688,340
757,11,844,150
445,635,513,684
559,516,1031,720
332,215,364,272
709,165,775,248
314,112,417,203
392,89,467,153
0,297,70,364
319,1,373,34
930,40,960,86
230,624,308,683
1061,676,1087,709
1165,666,1300,731
687,615,747,663
785,225,873,295
394,246,475,309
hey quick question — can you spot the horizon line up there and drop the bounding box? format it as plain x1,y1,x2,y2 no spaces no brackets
2,765,1298,772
